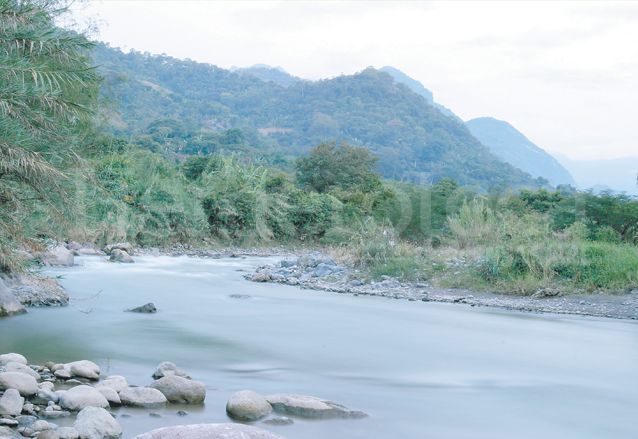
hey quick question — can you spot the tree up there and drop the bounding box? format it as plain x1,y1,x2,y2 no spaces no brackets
0,0,100,270
295,140,381,193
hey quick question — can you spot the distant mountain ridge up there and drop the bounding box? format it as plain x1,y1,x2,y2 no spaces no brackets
465,117,576,187
230,64,302,87
551,153,638,195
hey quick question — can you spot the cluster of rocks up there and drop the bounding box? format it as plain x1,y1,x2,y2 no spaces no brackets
0,275,68,317
0,354,206,439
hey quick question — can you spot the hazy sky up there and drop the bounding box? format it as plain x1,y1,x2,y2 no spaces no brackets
77,1,638,161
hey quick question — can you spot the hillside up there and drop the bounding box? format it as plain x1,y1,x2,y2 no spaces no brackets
465,117,576,187
230,64,302,87
551,153,638,195
94,43,535,189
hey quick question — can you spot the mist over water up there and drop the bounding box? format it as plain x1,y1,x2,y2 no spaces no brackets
2,256,637,438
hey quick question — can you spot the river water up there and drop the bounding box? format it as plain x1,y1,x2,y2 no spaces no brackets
1,255,637,439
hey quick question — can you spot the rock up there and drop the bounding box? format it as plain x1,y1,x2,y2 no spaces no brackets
251,273,270,282
229,294,251,299
119,387,166,408
69,364,99,381
0,279,27,317
18,427,35,437
532,288,563,299
349,280,363,286
313,263,336,277
0,426,22,439
0,372,38,396
226,390,272,420
147,376,205,404
76,244,102,256
39,381,55,390
176,410,188,416
56,427,80,439
126,303,156,313
64,361,100,377
280,259,298,268
131,424,287,439
41,246,74,267
51,364,64,372
152,362,190,379
16,415,37,426
58,385,109,411
32,388,59,404
94,376,128,393
96,387,121,407
0,388,24,416
262,417,293,425
12,277,68,307
54,370,71,380
67,241,82,251
4,362,40,380
109,249,134,264
0,353,27,366
73,407,122,439
264,394,367,418
31,420,52,431
41,409,71,419
148,412,161,418
37,431,59,439
105,243,134,255
0,419,19,427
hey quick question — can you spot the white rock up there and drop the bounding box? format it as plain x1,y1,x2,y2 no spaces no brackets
0,281,27,317
0,353,27,366
39,382,55,390
4,362,40,380
0,426,22,439
59,385,109,411
31,420,52,431
0,388,24,416
41,246,74,267
54,370,72,380
119,387,166,408
226,390,272,420
63,361,100,377
57,427,80,439
96,387,121,406
0,372,38,396
94,376,127,393
69,364,99,381
51,364,64,372
152,362,190,379
36,388,59,404
148,376,205,404
264,393,367,418
73,407,122,439
131,424,287,439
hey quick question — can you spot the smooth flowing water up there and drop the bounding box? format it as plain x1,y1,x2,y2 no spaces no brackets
1,255,637,439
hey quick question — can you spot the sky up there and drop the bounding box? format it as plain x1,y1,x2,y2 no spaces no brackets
75,1,638,161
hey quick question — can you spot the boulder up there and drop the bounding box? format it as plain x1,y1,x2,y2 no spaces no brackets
37,431,59,439
119,387,166,408
264,394,367,418
126,303,156,313
148,376,205,404
0,372,38,396
67,241,82,251
532,288,563,299
73,407,122,439
0,388,24,416
41,246,74,267
94,376,128,393
251,273,270,282
262,417,293,426
58,385,109,411
105,243,134,255
96,387,121,406
32,388,59,404
4,362,40,380
152,362,190,379
54,370,72,380
132,424,287,439
69,364,99,381
313,263,336,277
0,426,22,439
0,353,27,366
280,259,298,268
76,244,102,256
57,427,80,439
0,280,27,317
31,420,52,431
109,249,134,264
226,390,272,420
64,361,100,377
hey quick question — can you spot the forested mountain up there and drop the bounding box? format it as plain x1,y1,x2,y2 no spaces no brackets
230,64,302,87
94,43,534,189
466,117,576,187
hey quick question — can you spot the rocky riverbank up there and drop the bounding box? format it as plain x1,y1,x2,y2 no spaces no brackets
247,251,638,320
0,353,365,439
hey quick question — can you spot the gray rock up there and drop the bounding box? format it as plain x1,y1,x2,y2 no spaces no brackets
0,426,22,439
0,372,38,396
0,388,24,416
76,244,102,256
0,419,19,427
0,280,27,317
147,376,205,404
73,407,122,439
131,423,287,439
264,393,367,418
64,361,100,377
313,263,335,277
105,243,134,255
67,241,82,251
0,353,27,366
119,387,166,408
176,410,188,416
280,259,298,268
262,417,293,425
532,288,563,299
31,420,52,431
41,246,74,267
16,415,37,426
4,362,40,380
152,362,190,379
59,385,109,411
56,427,80,439
126,303,156,313
251,273,270,282
349,280,363,286
226,390,272,421
37,430,59,439
54,370,71,380
94,376,128,393
41,409,71,419
96,387,121,407
109,249,134,264
18,427,36,437
32,388,59,404
229,294,251,299
69,364,99,381
12,277,68,307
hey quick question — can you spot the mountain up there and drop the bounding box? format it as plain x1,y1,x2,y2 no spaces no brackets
551,153,638,195
465,117,576,187
379,66,459,120
230,64,302,87
94,43,535,189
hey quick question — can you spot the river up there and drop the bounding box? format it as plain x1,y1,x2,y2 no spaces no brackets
1,255,637,439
